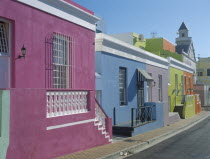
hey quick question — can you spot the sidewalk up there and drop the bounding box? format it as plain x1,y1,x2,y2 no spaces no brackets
56,111,210,159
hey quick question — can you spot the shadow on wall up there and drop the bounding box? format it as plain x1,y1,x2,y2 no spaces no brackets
128,72,137,102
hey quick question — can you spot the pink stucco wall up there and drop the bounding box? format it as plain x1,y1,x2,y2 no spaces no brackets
0,1,112,158
6,89,110,159
0,0,95,90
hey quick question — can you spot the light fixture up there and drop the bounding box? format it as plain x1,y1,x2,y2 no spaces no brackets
153,81,156,87
16,45,26,59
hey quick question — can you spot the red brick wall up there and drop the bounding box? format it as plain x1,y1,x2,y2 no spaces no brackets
184,72,194,95
163,39,175,52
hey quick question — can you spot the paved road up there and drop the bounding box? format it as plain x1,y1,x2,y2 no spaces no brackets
125,117,210,159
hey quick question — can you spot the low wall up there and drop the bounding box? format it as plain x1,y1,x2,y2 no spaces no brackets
133,102,164,136
183,95,195,119
5,89,109,159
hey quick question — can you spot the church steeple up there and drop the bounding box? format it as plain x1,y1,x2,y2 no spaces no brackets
179,22,189,31
178,22,189,38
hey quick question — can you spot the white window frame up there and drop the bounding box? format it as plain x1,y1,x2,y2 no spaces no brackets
158,75,163,102
0,18,11,57
146,73,152,102
119,67,127,106
52,33,71,89
0,22,9,56
197,72,203,77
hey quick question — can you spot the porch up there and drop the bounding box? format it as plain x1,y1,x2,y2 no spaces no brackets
0,88,112,159
113,102,164,137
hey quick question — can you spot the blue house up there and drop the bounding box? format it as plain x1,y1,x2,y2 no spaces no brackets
95,33,170,136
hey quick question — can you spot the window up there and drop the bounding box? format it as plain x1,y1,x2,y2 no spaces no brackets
182,33,185,37
0,22,9,55
207,69,210,76
119,67,127,105
175,74,178,95
197,72,203,76
181,75,184,94
188,77,191,93
146,73,152,102
52,33,72,88
158,75,163,102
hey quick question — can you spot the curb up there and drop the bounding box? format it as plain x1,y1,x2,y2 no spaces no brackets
99,113,210,159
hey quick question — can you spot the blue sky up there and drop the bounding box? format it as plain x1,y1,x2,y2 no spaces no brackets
73,0,210,58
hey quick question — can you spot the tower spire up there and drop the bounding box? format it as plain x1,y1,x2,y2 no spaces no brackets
179,22,189,31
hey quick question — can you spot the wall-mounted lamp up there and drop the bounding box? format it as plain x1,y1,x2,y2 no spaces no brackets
153,81,156,87
16,45,26,60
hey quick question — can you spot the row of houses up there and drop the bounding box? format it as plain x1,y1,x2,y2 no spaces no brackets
0,0,202,159
95,22,201,137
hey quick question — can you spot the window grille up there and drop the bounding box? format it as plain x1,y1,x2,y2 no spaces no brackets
52,33,72,88
0,22,9,55
158,75,163,102
119,67,127,105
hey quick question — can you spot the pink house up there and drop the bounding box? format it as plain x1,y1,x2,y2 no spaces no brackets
0,0,112,159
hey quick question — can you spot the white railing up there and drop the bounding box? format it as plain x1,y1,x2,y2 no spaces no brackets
47,91,88,118
95,100,107,130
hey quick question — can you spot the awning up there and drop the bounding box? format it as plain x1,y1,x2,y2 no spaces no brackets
137,69,153,81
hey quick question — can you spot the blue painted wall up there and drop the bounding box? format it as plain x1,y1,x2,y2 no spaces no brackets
96,51,146,125
133,102,164,136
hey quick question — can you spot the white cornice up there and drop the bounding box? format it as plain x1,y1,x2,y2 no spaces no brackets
95,33,169,69
16,0,100,31
168,57,194,73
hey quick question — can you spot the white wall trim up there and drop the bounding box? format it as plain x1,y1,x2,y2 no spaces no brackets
168,57,194,73
16,0,99,31
96,33,169,69
170,64,193,74
46,118,95,130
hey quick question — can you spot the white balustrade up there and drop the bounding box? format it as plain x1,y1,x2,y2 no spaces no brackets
47,91,88,118
95,102,106,130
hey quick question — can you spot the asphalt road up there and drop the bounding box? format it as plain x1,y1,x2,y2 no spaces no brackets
125,117,210,159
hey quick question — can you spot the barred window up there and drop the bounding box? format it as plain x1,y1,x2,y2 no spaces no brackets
0,22,9,55
52,33,71,88
119,67,127,105
158,75,163,102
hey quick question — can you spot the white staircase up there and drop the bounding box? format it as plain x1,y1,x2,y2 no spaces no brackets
95,100,112,143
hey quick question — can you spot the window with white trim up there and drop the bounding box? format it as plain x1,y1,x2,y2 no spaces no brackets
119,67,127,105
52,33,71,88
197,72,203,76
0,22,9,55
146,73,152,102
158,75,163,102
